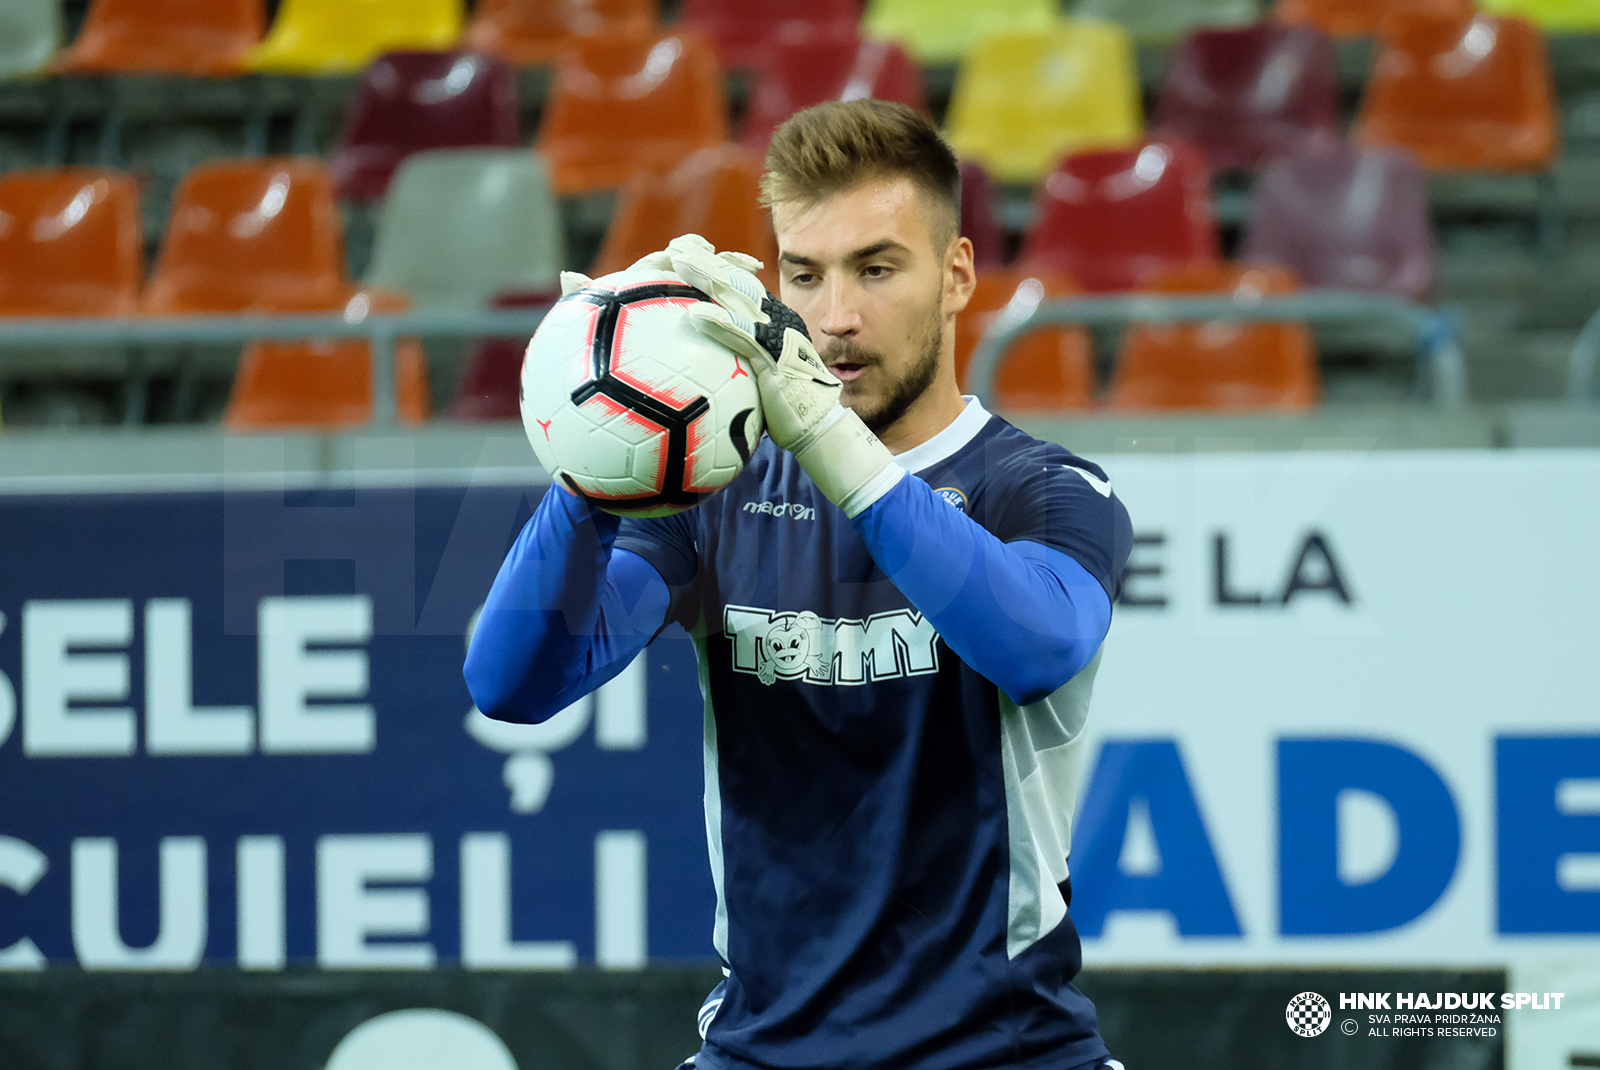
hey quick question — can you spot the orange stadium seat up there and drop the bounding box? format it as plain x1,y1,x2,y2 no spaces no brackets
591,144,779,289
462,0,657,66
1107,262,1319,411
1273,0,1475,37
1019,141,1218,292
248,0,464,75
224,336,432,427
954,267,1095,411
0,169,143,317
537,30,727,195
679,0,862,71
1353,13,1559,173
55,0,265,76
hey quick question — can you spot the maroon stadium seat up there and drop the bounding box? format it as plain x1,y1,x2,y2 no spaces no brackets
959,160,1006,270
1019,141,1218,292
331,51,521,204
1151,23,1340,172
678,0,861,71
448,288,560,421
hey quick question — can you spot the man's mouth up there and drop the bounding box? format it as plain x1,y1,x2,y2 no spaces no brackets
828,362,868,382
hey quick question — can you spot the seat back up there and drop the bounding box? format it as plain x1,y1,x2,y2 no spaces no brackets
448,287,559,421
537,30,727,195
1480,0,1600,32
55,0,264,75
862,0,1057,64
741,27,926,155
1354,13,1558,173
1071,0,1258,44
0,0,63,79
1240,137,1433,301
332,51,520,203
365,148,566,310
0,169,143,317
1273,0,1475,37
591,144,778,288
680,0,861,70
961,161,1006,270
463,0,657,66
248,0,464,74
144,158,350,314
955,267,1095,411
1020,141,1217,292
224,337,431,428
1108,262,1318,411
1152,23,1339,171
944,20,1143,185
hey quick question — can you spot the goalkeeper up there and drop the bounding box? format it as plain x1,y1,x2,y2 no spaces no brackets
467,100,1132,1070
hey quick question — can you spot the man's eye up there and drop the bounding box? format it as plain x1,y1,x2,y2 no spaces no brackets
864,264,891,278
789,272,817,286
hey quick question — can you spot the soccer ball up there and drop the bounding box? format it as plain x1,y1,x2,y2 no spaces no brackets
520,267,765,517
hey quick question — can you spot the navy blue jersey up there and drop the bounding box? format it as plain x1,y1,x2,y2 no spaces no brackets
614,399,1133,1070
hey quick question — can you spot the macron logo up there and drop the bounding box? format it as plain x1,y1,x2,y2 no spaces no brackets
742,500,816,521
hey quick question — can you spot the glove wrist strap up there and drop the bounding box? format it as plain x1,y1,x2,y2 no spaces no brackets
791,407,905,519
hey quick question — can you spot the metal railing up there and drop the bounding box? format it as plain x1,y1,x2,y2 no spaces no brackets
966,290,1469,408
0,306,552,426
1565,307,1600,404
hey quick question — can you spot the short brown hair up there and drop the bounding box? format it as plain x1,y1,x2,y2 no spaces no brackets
761,100,961,248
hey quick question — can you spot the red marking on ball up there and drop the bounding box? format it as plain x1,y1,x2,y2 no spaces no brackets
537,418,552,440
730,361,749,379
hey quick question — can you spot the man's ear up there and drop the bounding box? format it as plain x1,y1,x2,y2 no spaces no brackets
945,235,977,318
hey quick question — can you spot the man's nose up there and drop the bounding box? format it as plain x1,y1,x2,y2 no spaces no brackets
817,278,863,339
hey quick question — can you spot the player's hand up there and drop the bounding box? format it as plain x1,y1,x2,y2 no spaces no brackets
559,270,593,296
661,237,905,518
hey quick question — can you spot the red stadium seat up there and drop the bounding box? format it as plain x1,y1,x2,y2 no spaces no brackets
960,161,1006,271
56,0,265,75
1019,141,1218,292
1151,23,1340,172
591,144,779,290
447,287,559,421
1273,0,1473,37
1240,137,1434,302
1353,12,1559,174
740,26,926,156
678,0,861,71
536,30,727,195
331,51,521,204
954,267,1095,411
1107,262,1319,411
0,169,143,317
463,0,658,66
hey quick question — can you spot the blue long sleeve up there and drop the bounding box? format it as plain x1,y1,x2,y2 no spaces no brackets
851,473,1111,706
464,486,670,723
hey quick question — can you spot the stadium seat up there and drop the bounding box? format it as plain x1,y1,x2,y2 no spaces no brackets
462,0,657,67
1151,23,1339,172
1070,0,1259,44
0,0,62,80
1480,0,1600,31
447,287,559,420
331,51,520,204
54,0,264,76
1272,0,1475,38
143,158,350,314
364,148,566,310
224,336,432,428
1019,141,1218,292
247,0,463,75
679,0,861,72
954,267,1094,410
960,161,1006,270
1353,13,1559,173
944,21,1143,186
1106,262,1318,411
740,27,926,157
862,0,1057,65
0,169,142,316
1240,136,1433,301
591,144,778,288
537,30,727,195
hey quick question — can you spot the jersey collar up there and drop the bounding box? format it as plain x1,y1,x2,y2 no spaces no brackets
892,396,993,475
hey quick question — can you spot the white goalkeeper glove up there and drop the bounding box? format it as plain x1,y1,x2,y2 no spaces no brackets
649,235,905,518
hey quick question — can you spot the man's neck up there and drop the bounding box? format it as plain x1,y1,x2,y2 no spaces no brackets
878,383,969,455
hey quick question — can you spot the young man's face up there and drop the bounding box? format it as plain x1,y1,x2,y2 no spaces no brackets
772,174,975,449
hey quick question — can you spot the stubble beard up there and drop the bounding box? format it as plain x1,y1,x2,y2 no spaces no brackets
822,298,945,438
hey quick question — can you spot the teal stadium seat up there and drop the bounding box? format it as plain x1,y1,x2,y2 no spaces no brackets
0,0,62,80
363,148,566,311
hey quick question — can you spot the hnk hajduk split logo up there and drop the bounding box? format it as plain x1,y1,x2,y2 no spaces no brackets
1286,992,1333,1037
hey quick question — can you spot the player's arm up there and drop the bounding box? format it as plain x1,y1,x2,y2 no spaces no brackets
464,485,671,724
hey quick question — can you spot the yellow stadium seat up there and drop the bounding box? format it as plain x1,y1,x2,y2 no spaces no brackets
247,0,464,75
945,20,1143,185
862,0,1057,65
1479,0,1600,31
